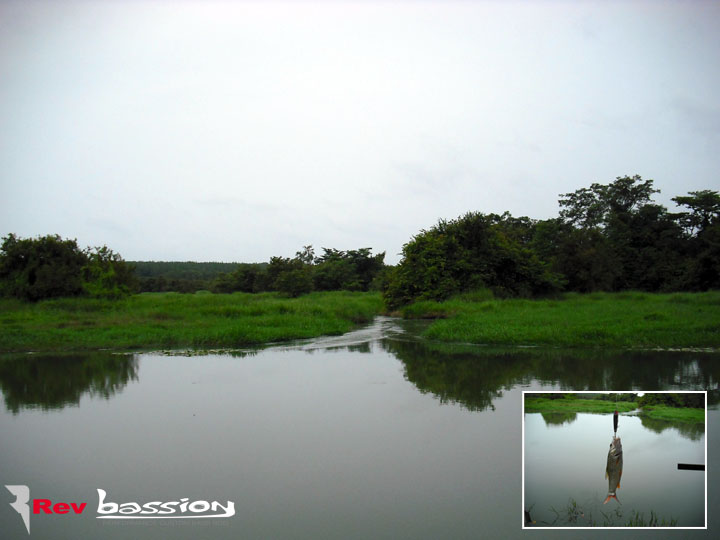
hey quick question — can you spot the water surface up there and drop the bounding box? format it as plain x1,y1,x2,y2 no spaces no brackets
1,317,717,539
524,410,705,527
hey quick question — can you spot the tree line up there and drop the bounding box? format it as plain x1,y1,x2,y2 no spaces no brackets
1,175,718,303
0,234,386,300
131,252,387,295
210,246,386,296
382,175,719,308
133,261,255,293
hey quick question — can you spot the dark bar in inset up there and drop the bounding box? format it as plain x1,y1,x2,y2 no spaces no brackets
677,463,705,471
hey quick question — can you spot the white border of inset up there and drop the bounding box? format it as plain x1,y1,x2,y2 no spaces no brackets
521,390,707,530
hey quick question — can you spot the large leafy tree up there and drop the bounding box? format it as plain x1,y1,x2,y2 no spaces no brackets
558,175,659,229
672,190,720,289
556,175,686,291
383,212,563,309
0,234,87,301
672,190,720,236
313,247,385,291
82,246,137,299
0,234,135,301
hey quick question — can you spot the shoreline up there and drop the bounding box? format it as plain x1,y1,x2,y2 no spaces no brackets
2,290,718,353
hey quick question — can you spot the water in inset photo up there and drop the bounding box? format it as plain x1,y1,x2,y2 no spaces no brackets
523,391,706,528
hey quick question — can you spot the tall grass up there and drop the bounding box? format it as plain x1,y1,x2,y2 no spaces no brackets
640,404,705,423
524,396,638,414
0,291,383,352
523,396,704,423
411,291,720,348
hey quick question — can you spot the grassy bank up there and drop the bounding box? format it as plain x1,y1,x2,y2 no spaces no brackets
524,396,638,414
0,291,383,352
524,396,705,423
402,291,720,348
640,404,705,423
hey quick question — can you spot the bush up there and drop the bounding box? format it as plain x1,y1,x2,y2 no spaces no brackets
382,212,563,309
0,234,87,301
0,234,134,301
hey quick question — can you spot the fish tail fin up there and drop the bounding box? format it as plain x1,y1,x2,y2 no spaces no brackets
603,494,618,504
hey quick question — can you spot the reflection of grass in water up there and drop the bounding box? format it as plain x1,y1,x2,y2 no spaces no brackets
545,498,678,527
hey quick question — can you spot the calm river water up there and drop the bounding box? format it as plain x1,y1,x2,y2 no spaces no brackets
1,317,717,539
524,410,705,527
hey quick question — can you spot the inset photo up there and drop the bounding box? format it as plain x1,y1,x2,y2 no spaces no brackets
522,391,706,529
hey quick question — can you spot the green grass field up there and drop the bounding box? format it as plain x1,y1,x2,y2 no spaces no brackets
524,396,705,423
3,290,718,352
640,404,706,423
0,291,383,352
404,291,720,348
524,396,638,414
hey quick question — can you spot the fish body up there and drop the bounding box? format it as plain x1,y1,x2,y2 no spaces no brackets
604,436,623,504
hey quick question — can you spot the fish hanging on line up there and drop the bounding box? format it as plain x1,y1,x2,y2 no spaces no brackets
604,436,623,504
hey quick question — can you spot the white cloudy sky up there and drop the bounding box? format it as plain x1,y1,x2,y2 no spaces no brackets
1,0,719,264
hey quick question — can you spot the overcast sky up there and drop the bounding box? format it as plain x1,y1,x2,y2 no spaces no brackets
1,0,719,264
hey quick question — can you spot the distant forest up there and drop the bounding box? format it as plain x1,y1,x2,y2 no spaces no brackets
1,175,718,305
132,261,262,293
131,248,384,297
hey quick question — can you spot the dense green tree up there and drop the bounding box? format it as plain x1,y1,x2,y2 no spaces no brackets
266,256,306,291
672,190,720,236
535,223,618,292
637,393,705,409
672,190,720,289
211,265,264,293
0,234,87,301
275,268,314,297
383,212,563,309
133,261,251,292
556,175,690,291
313,256,358,291
0,235,136,301
295,245,315,265
559,175,659,229
313,247,385,291
82,246,137,299
687,222,720,289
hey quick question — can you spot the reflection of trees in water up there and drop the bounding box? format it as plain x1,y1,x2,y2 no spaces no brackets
320,342,372,354
530,351,719,396
381,338,720,413
540,411,578,426
639,414,705,441
380,340,536,411
0,353,138,414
